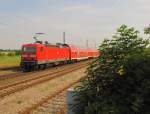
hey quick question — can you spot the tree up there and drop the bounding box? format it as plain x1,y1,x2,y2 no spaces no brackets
144,25,150,55
73,25,150,114
144,25,150,35
14,50,21,56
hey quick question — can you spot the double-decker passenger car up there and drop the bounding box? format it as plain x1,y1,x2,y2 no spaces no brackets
20,42,99,71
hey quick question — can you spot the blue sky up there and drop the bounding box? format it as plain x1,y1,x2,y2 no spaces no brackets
0,0,150,49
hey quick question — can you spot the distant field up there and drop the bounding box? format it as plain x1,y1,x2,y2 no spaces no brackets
0,56,20,67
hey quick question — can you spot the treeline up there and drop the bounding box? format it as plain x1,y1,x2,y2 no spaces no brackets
0,49,21,56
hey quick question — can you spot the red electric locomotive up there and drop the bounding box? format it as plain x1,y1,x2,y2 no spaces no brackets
20,41,99,71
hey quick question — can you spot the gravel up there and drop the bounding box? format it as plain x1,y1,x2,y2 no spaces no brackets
0,67,87,114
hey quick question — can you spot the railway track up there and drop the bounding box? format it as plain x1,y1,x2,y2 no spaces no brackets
0,60,90,81
0,72,23,80
0,66,19,70
0,66,22,80
0,69,50,81
31,91,67,114
0,65,59,81
0,68,51,81
0,62,88,98
0,66,59,81
19,77,84,114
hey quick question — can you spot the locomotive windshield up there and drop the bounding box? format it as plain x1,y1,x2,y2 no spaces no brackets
22,46,36,52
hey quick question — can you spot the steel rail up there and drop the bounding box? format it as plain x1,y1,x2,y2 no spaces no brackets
0,63,87,98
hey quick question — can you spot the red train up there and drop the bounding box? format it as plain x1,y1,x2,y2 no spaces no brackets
20,42,99,71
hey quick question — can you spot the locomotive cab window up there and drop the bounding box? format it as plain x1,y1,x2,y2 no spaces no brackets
22,46,36,52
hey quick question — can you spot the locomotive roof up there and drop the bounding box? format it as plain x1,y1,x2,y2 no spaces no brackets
22,43,69,48
22,43,44,47
22,43,98,52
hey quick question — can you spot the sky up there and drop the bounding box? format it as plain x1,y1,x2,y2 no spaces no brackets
0,0,150,49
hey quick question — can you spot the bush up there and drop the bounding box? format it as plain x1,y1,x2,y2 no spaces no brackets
73,25,150,114
14,50,21,56
7,52,15,56
144,25,150,35
0,52,5,56
115,55,150,114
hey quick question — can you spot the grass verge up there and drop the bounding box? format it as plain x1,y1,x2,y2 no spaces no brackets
0,56,20,67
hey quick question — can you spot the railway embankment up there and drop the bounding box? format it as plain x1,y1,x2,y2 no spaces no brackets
0,61,89,114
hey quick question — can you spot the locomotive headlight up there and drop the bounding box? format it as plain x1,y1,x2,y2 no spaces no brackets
29,54,36,57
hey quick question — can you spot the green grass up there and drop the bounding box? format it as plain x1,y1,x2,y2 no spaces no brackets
0,56,20,67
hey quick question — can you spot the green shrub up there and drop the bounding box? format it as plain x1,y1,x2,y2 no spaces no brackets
73,25,150,114
14,50,21,56
144,48,150,56
0,52,5,56
144,25,150,35
7,52,15,56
